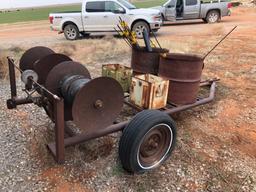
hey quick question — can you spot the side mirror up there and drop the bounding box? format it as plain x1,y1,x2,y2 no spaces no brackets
113,8,126,14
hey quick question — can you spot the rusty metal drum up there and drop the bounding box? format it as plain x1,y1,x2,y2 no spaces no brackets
158,53,204,105
131,47,169,75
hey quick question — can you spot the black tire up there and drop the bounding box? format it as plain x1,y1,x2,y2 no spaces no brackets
206,10,220,24
132,21,150,39
64,24,79,40
202,18,207,23
119,110,177,174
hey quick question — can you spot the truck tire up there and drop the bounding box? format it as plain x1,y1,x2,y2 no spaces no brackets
206,10,220,23
132,21,150,39
119,110,177,174
64,24,79,40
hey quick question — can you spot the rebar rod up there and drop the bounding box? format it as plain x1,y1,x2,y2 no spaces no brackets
203,26,237,59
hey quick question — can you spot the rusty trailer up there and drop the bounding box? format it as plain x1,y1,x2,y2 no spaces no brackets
6,46,218,174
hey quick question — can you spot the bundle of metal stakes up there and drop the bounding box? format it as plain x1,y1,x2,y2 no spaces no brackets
114,17,162,52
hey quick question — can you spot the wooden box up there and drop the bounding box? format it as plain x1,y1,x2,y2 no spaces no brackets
130,74,169,109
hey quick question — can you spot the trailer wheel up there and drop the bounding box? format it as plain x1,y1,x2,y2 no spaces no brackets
64,24,79,40
119,110,177,173
206,10,220,23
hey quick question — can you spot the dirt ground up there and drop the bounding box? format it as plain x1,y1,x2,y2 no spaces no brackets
0,6,255,192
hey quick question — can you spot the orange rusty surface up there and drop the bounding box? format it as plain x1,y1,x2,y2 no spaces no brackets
130,74,169,109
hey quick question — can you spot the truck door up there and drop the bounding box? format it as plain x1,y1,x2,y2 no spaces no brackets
164,0,177,21
83,1,108,31
103,1,126,31
183,0,200,19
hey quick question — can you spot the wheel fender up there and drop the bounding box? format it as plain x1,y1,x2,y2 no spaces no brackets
206,9,221,18
131,19,150,31
61,18,81,31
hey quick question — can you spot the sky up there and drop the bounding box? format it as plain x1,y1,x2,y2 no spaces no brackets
0,0,82,10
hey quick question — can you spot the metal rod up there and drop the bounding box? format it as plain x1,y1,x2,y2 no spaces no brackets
143,28,153,52
116,25,133,46
164,82,216,115
151,31,162,49
8,57,17,98
114,27,132,48
54,98,65,163
47,121,128,150
203,26,237,59
14,98,33,105
124,100,143,112
7,57,60,100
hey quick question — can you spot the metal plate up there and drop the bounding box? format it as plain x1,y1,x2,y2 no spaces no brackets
45,61,91,95
34,53,72,85
45,61,91,121
72,77,123,133
19,46,55,71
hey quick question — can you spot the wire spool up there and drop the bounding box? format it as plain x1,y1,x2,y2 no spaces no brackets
60,75,90,106
45,61,91,120
45,61,124,132
19,46,55,71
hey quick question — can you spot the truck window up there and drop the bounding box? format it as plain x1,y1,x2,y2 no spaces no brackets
105,1,124,12
86,2,105,12
185,0,197,5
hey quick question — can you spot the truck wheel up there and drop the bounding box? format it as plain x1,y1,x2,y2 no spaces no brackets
206,10,220,23
119,110,177,174
64,24,79,40
132,21,150,39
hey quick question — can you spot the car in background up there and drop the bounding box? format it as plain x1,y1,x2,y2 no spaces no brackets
49,0,162,40
152,0,232,23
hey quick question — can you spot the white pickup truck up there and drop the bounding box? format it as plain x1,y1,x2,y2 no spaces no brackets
49,0,162,40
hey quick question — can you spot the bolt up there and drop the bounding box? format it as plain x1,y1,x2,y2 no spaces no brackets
94,100,103,109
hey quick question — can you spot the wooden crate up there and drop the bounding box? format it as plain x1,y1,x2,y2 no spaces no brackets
130,74,169,109
102,64,133,93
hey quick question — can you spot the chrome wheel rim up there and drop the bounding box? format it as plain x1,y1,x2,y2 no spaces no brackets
135,25,146,38
208,13,218,23
66,26,77,39
137,123,173,169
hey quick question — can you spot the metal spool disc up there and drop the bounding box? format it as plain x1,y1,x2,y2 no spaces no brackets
45,61,91,95
72,77,123,133
45,61,91,121
19,46,55,71
34,53,72,85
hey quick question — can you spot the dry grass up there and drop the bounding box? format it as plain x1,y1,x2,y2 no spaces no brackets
0,50,8,79
53,36,131,77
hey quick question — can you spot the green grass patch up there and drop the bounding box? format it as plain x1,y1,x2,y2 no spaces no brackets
0,5,81,24
0,0,166,24
134,0,166,8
